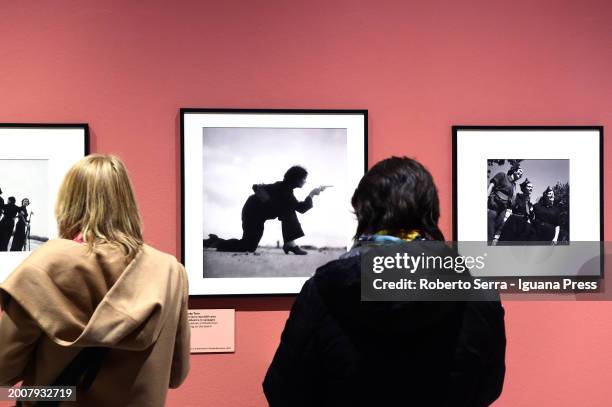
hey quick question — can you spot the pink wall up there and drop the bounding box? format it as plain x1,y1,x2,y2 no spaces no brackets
1,0,611,405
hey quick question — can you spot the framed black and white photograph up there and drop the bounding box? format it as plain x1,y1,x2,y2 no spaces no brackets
182,109,367,295
0,124,89,281
486,158,570,246
453,126,603,277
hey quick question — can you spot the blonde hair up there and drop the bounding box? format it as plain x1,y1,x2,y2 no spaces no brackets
55,154,143,261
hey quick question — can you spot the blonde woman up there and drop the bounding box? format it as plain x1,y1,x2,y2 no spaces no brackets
0,154,190,406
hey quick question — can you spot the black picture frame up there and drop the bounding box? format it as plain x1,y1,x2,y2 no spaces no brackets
453,125,603,278
0,123,89,280
181,109,368,297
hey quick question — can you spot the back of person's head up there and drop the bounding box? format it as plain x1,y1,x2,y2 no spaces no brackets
283,165,308,187
55,154,143,260
351,156,444,241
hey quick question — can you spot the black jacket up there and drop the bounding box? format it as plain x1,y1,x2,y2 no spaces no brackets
263,248,506,407
253,181,313,219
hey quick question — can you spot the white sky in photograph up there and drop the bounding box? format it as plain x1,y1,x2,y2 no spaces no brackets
203,127,349,248
0,159,49,237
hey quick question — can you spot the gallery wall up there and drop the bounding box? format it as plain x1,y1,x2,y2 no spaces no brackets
1,0,611,406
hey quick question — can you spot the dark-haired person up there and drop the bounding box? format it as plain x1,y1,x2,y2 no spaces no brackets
264,156,506,407
204,165,327,255
487,165,523,243
10,198,30,252
533,186,560,244
498,178,534,242
0,197,19,251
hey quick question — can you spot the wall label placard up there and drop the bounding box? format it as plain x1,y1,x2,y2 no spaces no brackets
188,309,235,353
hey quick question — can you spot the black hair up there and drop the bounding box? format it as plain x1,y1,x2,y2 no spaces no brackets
520,178,532,193
283,166,308,187
538,186,554,206
351,156,444,241
8,196,16,204
507,165,521,176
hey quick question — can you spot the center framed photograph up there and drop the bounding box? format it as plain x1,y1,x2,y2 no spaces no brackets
181,109,367,296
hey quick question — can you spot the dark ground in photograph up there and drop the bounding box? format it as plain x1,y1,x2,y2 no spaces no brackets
6,236,46,251
203,247,345,278
487,159,569,246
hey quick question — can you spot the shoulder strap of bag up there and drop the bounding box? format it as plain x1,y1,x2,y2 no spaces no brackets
16,347,109,407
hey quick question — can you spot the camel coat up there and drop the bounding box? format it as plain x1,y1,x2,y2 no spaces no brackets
0,239,190,406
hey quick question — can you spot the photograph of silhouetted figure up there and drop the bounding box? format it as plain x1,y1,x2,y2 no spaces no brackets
0,159,50,254
204,166,328,255
0,197,34,252
0,197,19,251
201,127,350,278
10,198,31,251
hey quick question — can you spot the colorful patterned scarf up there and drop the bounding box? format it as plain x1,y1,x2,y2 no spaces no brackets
359,229,423,243
342,229,423,259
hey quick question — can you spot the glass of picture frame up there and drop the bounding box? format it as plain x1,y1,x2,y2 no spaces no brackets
181,109,367,296
0,123,89,281
453,126,603,278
